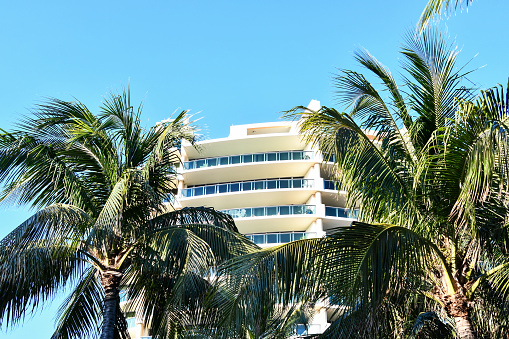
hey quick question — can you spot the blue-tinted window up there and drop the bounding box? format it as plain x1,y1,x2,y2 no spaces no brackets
207,158,217,167
193,187,204,196
267,234,278,243
325,207,336,217
253,235,264,244
243,154,253,163
266,153,277,161
266,207,277,216
279,206,290,215
254,153,265,162
253,208,264,217
205,186,216,195
280,233,291,243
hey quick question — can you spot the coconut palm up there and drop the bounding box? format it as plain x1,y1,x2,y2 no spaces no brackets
217,30,509,339
0,90,256,339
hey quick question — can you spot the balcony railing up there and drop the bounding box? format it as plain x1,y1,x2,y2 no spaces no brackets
325,206,358,218
324,180,341,191
246,231,317,245
222,204,315,219
183,150,314,170
181,178,314,198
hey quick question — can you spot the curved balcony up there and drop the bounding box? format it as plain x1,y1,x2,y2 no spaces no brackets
181,178,314,198
245,231,317,246
179,178,316,210
183,150,314,170
222,204,315,219
181,151,316,185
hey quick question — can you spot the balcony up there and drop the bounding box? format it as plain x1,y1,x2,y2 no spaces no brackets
325,206,358,218
222,204,315,219
324,180,341,191
181,151,316,185
179,178,316,210
181,178,314,198
183,150,314,170
245,231,317,245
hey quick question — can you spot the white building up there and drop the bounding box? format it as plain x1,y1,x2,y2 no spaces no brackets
127,100,357,338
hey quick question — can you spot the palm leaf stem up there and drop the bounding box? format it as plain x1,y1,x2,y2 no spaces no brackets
467,261,509,299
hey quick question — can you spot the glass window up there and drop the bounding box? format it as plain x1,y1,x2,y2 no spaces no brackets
242,208,252,217
337,208,348,218
266,180,277,189
266,153,277,161
196,159,206,168
181,189,192,198
231,155,241,164
242,182,252,191
205,186,216,195
253,208,264,217
305,206,315,214
230,210,242,218
207,158,218,167
279,152,290,161
242,154,253,163
279,233,291,243
280,180,290,189
303,151,312,160
253,234,264,244
254,181,265,190
325,207,337,217
292,205,304,214
217,184,228,193
279,206,290,215
293,233,304,241
230,183,240,192
254,153,265,162
292,179,303,188
296,324,307,336
219,157,229,165
183,162,193,170
267,234,278,243
292,151,303,160
193,187,204,196
303,179,313,188
324,180,334,190
266,207,277,216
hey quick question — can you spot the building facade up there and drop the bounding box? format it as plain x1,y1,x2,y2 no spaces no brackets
126,101,357,338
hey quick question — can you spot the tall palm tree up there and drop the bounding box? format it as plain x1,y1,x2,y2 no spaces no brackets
0,89,255,339
217,30,509,339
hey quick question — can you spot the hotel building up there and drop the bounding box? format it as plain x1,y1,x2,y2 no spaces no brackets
126,100,357,338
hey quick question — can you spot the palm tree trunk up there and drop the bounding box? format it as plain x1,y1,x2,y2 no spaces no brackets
444,293,476,339
455,316,476,339
100,270,123,339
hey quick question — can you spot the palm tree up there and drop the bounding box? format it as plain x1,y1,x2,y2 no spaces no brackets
217,30,509,338
0,89,256,339
419,0,475,31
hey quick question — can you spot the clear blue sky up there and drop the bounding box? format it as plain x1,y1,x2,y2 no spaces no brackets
0,0,506,337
